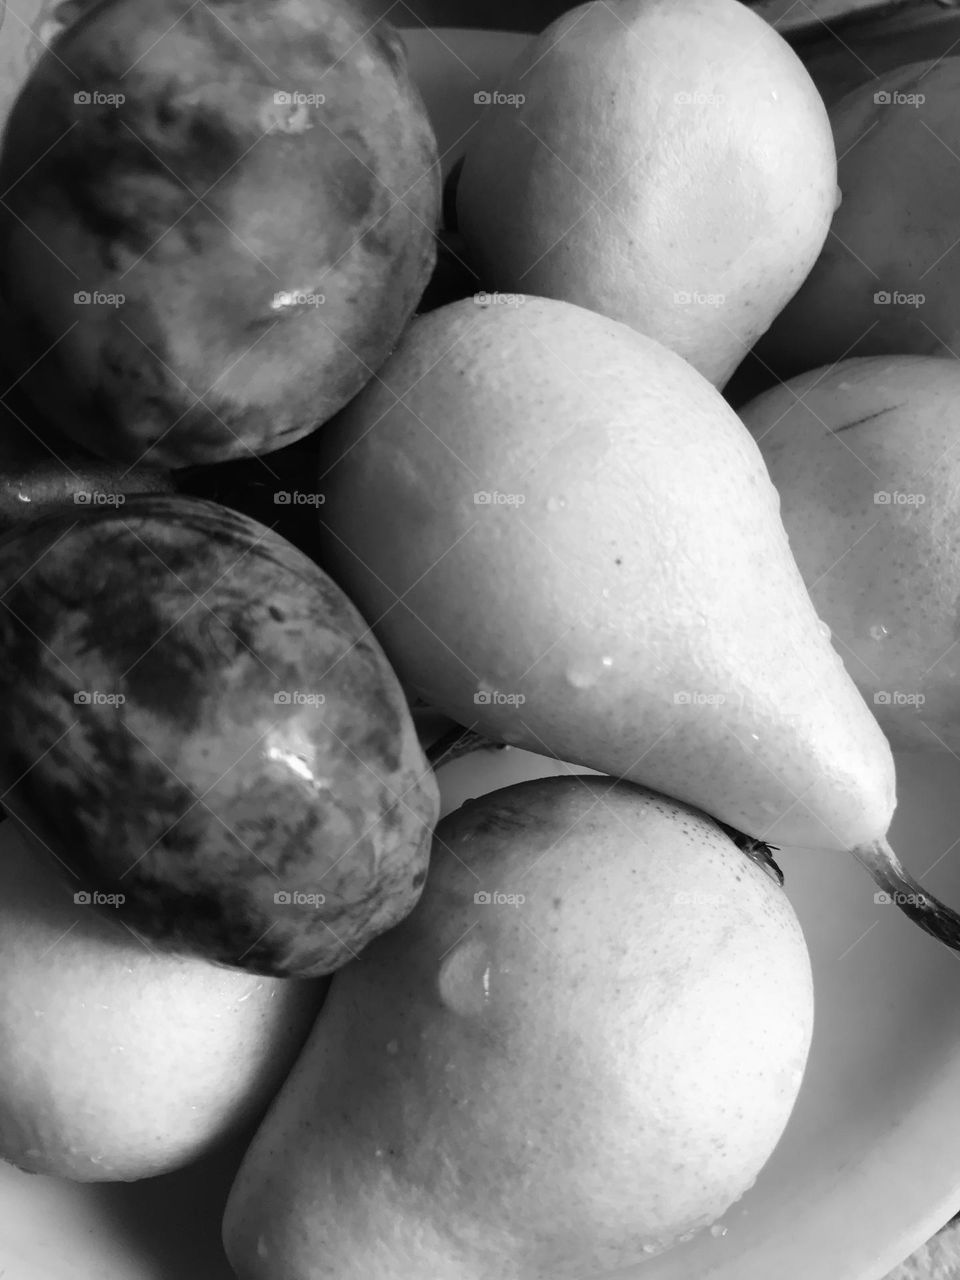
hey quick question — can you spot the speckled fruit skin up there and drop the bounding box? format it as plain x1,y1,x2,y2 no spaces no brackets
455,0,836,388
0,0,440,466
0,494,439,977
313,296,896,854
224,777,813,1280
0,821,328,1182
740,355,960,753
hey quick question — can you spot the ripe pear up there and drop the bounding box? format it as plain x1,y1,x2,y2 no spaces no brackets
312,294,960,947
0,818,325,1182
0,494,439,977
0,0,439,466
740,354,960,754
223,776,814,1280
455,0,836,387
757,58,960,379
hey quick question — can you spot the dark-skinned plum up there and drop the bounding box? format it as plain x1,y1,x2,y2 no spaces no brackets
0,0,440,466
0,494,439,977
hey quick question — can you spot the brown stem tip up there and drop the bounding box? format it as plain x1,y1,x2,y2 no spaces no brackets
716,820,785,887
852,837,960,951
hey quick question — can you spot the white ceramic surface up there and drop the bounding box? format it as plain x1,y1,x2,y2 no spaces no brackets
3,24,960,1280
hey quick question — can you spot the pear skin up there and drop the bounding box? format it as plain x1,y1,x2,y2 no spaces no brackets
0,821,325,1182
456,0,836,387
757,59,960,379
740,354,960,753
223,777,814,1280
311,295,960,949
313,295,886,848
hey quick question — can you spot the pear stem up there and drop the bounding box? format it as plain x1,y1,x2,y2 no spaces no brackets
716,821,785,887
852,837,960,949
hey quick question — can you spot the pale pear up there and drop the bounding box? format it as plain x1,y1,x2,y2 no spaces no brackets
0,820,325,1182
740,354,960,753
456,0,836,387
223,777,814,1280
312,295,960,947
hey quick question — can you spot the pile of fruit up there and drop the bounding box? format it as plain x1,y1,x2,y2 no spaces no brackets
1,0,960,1275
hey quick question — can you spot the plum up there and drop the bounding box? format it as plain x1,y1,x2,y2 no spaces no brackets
0,494,439,977
0,0,440,466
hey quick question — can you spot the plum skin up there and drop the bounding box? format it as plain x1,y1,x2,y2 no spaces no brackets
0,0,440,466
0,495,439,977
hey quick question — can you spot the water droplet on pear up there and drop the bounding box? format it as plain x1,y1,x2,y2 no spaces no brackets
437,934,493,1017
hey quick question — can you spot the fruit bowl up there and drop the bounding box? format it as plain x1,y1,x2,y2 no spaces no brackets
3,24,960,1280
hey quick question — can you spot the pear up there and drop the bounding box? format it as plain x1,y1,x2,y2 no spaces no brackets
0,0,439,466
312,294,960,947
455,0,836,387
0,494,439,976
223,776,814,1280
740,354,960,754
757,58,960,379
0,818,325,1182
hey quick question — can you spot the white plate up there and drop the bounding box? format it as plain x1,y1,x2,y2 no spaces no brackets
3,24,960,1280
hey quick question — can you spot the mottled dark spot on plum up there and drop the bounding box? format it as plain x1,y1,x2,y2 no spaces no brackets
302,31,337,69
0,496,436,975
411,869,426,888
